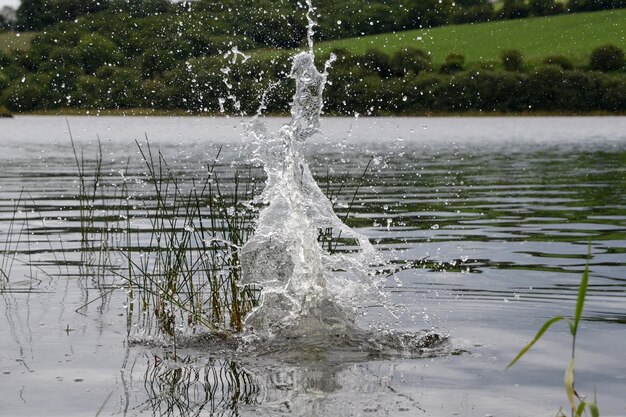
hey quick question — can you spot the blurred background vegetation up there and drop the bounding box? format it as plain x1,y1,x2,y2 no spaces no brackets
0,0,624,114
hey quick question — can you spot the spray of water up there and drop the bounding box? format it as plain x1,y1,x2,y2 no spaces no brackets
237,3,431,354
240,36,382,340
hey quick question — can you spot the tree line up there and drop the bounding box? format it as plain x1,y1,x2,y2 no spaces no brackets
11,0,626,40
1,42,624,114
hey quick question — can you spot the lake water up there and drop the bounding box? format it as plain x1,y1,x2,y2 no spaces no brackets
1,116,625,416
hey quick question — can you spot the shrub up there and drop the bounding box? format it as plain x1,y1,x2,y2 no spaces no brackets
452,4,494,24
499,0,529,18
140,49,177,79
0,70,10,92
602,77,626,111
589,44,625,72
4,74,51,111
439,53,465,74
542,55,574,70
526,64,565,110
568,0,625,11
0,50,11,67
39,47,81,72
77,34,124,75
98,67,145,108
362,49,394,78
529,0,557,15
73,75,102,108
12,50,39,72
501,49,524,71
391,48,432,76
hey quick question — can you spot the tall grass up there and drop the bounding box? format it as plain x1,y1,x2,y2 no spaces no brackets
115,140,261,338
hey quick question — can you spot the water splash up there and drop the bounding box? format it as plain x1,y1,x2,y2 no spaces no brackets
237,4,446,357
239,3,385,342
241,49,377,336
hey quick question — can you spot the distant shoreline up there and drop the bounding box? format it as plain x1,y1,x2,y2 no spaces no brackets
6,109,626,117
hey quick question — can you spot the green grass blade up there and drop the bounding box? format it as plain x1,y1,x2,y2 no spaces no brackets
572,247,591,336
507,315,565,369
589,389,599,417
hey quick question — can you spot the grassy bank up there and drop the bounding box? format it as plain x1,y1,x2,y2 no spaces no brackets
317,10,626,66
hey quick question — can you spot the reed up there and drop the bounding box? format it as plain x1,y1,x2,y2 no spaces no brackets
507,245,599,417
119,140,260,338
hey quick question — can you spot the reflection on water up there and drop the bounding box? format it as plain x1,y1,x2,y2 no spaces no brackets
121,351,431,417
1,116,626,416
131,356,261,417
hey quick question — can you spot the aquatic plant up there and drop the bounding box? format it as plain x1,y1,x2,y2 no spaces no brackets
120,140,260,337
507,247,599,417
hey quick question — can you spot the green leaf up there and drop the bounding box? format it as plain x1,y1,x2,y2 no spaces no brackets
572,245,591,336
575,401,586,417
506,315,565,369
589,388,600,417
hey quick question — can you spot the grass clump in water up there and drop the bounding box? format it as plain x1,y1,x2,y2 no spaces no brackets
121,140,260,338
65,135,262,340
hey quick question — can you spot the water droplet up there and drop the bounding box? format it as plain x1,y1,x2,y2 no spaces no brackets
430,224,439,230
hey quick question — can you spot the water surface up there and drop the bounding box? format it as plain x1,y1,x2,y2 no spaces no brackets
1,116,625,416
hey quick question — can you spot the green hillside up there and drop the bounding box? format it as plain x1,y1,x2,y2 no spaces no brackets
317,9,626,65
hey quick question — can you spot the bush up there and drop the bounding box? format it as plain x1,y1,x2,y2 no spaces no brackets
140,49,177,79
602,77,626,111
542,55,574,70
499,0,529,18
361,49,394,78
529,0,557,15
97,67,145,108
12,50,39,72
77,34,124,74
391,48,432,76
568,0,625,11
0,70,10,92
39,47,81,72
589,44,625,72
0,50,11,67
526,64,565,110
501,49,524,71
452,4,494,23
4,74,51,111
440,53,465,74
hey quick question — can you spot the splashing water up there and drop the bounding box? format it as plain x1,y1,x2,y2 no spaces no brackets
237,3,446,355
241,50,380,339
